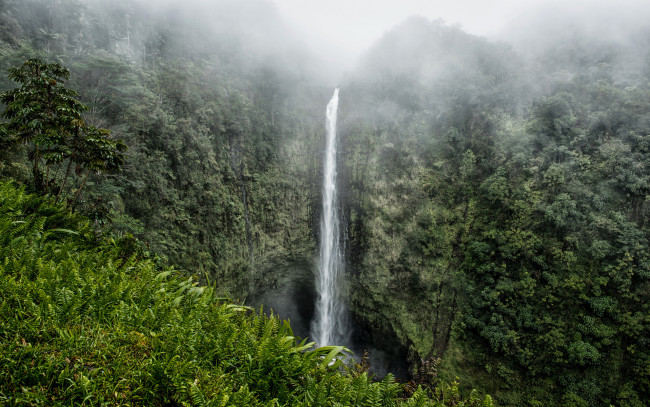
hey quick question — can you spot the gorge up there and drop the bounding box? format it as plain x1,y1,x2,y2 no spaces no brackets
1,1,649,405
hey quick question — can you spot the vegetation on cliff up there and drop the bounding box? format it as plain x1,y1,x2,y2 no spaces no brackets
340,17,650,406
0,0,324,297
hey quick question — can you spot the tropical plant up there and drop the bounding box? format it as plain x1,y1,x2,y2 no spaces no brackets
0,58,127,204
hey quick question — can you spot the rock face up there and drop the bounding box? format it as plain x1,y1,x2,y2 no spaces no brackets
247,256,317,339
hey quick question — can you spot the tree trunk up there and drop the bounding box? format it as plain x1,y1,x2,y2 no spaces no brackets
55,159,73,203
32,144,43,192
45,160,51,191
426,280,447,360
70,168,91,208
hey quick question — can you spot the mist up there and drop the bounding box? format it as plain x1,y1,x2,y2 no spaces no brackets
2,0,650,405
51,0,650,86
271,0,649,73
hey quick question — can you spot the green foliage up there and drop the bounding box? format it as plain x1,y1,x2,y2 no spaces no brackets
0,58,86,190
0,182,487,406
1,1,326,287
3,2,649,406
0,58,127,204
340,15,650,407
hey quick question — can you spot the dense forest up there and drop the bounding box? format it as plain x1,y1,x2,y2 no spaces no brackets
340,15,650,406
1,0,649,406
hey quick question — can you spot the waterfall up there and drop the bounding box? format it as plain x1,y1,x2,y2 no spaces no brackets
311,88,347,346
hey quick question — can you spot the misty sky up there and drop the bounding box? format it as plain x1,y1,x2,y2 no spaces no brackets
271,0,649,68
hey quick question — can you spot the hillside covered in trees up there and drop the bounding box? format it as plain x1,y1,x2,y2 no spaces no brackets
1,0,649,405
339,15,650,406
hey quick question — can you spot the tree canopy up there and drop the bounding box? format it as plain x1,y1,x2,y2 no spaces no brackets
0,58,126,206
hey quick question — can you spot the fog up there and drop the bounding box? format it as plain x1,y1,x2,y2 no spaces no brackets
271,0,650,71
79,0,650,83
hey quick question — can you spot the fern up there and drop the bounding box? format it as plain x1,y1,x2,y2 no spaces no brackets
482,394,494,407
401,386,431,407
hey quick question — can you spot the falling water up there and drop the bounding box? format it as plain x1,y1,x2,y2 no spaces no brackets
311,88,347,346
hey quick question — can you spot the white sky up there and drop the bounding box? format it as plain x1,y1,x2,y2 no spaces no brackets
270,0,648,68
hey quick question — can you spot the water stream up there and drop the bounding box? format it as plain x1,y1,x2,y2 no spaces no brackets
311,88,348,346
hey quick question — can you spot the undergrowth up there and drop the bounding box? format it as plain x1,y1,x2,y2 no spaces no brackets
0,181,493,406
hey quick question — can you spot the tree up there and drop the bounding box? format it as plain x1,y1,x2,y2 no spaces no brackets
1,58,86,191
68,125,127,207
1,58,127,204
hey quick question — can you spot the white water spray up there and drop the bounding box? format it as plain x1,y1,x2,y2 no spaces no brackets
311,88,347,346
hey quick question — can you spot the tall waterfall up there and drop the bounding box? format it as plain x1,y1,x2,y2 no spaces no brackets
311,88,347,346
